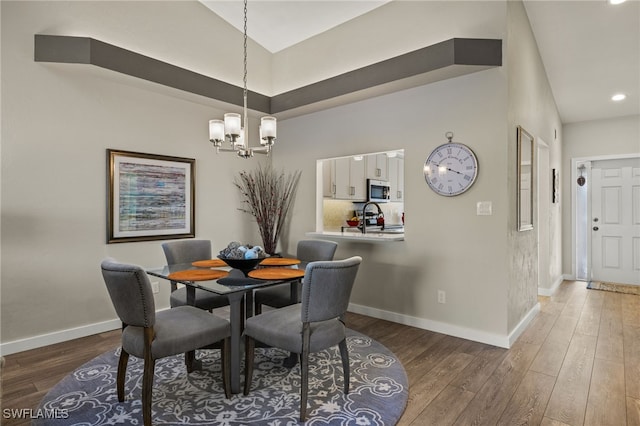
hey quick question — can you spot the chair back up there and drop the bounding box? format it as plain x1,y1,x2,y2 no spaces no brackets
101,258,156,328
297,240,338,262
162,239,211,264
300,256,361,323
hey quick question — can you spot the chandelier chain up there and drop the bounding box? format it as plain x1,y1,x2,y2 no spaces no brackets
242,0,248,123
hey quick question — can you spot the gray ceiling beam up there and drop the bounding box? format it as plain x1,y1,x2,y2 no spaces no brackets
34,34,270,113
270,38,502,114
34,35,501,117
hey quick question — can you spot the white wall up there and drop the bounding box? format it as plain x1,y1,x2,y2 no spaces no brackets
505,1,563,331
272,1,506,93
0,0,268,344
274,0,563,345
1,0,563,352
562,115,640,276
275,69,511,342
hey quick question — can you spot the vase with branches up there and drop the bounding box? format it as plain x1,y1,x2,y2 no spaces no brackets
234,165,302,255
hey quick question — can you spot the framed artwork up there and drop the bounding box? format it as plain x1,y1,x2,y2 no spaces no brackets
552,168,559,203
107,149,195,243
517,126,534,231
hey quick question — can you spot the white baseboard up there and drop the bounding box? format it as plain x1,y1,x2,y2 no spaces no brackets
0,319,121,356
348,303,514,348
507,302,540,347
0,308,170,356
538,276,564,296
5,302,543,356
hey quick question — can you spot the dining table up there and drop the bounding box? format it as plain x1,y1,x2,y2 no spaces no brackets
146,258,305,394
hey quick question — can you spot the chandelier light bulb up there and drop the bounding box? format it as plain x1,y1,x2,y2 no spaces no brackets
260,117,277,139
209,120,225,144
224,113,242,138
235,129,246,148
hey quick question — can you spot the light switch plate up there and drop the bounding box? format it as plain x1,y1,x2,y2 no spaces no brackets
477,201,492,216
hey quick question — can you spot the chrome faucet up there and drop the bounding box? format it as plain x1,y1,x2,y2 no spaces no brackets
361,202,384,234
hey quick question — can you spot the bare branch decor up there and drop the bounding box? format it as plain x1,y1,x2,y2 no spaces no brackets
234,165,302,255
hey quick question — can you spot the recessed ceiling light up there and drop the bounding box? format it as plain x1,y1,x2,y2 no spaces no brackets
611,93,626,101
608,0,626,5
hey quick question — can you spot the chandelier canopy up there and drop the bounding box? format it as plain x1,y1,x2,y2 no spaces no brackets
208,0,276,159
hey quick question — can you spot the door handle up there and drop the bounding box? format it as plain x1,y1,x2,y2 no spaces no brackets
593,226,599,231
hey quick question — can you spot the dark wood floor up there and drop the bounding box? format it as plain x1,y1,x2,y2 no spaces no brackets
2,280,639,425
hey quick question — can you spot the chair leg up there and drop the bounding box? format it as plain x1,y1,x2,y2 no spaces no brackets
222,337,231,399
142,357,155,426
142,327,155,426
185,350,195,373
116,348,129,402
300,323,311,422
338,339,350,394
243,336,255,395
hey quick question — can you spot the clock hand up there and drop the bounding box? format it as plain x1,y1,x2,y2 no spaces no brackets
432,163,463,175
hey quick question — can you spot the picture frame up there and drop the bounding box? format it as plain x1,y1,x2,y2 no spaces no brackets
107,149,195,243
517,126,534,231
552,168,559,203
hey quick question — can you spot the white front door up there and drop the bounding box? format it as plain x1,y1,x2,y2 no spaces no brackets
591,165,640,285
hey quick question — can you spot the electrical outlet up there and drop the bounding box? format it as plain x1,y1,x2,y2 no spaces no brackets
437,290,446,304
151,281,160,294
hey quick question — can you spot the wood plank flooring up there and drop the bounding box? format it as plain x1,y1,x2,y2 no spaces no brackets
1,280,639,425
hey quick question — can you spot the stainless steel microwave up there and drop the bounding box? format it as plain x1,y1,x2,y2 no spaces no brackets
367,179,390,202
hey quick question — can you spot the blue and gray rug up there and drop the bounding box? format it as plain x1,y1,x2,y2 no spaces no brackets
36,330,408,425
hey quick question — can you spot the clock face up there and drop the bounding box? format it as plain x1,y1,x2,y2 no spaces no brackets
423,142,478,196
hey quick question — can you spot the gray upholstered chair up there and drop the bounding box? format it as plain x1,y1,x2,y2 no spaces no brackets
243,256,361,421
162,239,230,311
254,240,338,315
101,258,231,426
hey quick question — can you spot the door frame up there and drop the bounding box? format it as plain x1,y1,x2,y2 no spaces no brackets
571,153,640,282
537,139,550,292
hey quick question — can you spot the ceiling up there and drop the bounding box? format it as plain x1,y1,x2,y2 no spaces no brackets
202,0,639,125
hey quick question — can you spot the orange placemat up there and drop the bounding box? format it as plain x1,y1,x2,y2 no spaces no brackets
192,259,227,268
168,269,228,281
259,257,301,266
248,268,305,280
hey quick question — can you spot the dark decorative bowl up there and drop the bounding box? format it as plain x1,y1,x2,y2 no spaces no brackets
218,256,264,275
346,220,360,227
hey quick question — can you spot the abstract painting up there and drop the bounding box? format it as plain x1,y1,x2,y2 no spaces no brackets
107,149,195,243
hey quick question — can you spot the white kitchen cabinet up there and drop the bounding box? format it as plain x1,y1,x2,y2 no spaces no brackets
388,157,404,201
334,157,366,201
366,153,389,181
322,159,335,198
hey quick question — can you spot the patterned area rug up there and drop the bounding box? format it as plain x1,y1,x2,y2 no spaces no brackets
35,330,408,425
587,281,640,295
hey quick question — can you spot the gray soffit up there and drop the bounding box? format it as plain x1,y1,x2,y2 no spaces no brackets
33,35,270,113
34,35,501,118
270,38,502,116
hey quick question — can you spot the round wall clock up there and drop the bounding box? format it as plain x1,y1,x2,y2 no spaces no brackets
423,132,478,196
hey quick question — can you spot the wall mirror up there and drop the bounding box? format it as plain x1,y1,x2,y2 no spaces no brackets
517,126,534,231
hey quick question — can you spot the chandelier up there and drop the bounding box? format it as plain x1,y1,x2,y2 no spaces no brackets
208,0,276,159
